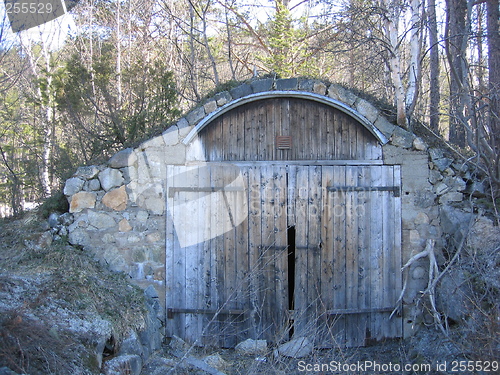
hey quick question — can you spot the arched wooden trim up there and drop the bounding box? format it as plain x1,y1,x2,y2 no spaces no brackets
183,91,389,145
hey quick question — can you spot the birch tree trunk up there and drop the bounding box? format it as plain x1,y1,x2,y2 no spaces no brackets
22,37,53,198
445,0,467,147
200,0,220,86
405,0,422,117
384,0,408,128
428,0,441,132
189,3,201,101
224,1,236,80
487,0,500,154
116,0,123,107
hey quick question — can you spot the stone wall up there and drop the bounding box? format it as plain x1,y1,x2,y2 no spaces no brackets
60,77,480,341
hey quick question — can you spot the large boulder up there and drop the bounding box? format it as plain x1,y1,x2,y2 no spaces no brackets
276,336,313,358
69,192,97,213
102,354,142,375
108,148,136,169
98,168,124,191
436,268,473,322
235,338,267,356
64,177,85,196
102,186,128,211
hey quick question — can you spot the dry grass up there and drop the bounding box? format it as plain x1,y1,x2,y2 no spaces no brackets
0,211,147,374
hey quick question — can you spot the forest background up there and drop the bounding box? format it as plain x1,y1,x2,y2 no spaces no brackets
0,0,498,216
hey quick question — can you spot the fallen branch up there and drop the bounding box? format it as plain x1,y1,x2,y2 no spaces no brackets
391,239,436,319
391,214,476,335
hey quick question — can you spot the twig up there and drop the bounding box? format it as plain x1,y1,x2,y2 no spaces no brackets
390,239,435,319
391,213,476,334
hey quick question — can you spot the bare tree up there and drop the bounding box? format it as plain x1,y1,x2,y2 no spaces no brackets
445,0,468,147
486,0,500,154
19,33,59,198
428,0,441,132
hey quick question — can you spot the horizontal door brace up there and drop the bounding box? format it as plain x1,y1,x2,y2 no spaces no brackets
327,186,401,197
167,308,246,319
325,307,395,315
288,307,394,319
168,186,245,198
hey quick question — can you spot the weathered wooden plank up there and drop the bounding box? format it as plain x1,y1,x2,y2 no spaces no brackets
382,165,400,339
184,165,202,345
349,113,357,160
320,166,335,347
216,114,225,161
309,103,319,160
373,141,383,160
171,166,188,342
228,111,237,160
259,100,268,161
299,101,309,160
286,165,296,226
317,102,327,159
380,166,392,340
244,106,254,161
290,101,302,160
393,165,403,338
273,165,288,342
332,165,346,346
168,308,245,316
230,160,384,167
203,165,219,344
344,166,359,347
325,105,334,159
369,165,384,340
357,166,371,345
247,166,263,339
295,100,306,159
327,186,400,194
165,165,176,339
332,111,341,160
343,112,353,159
198,164,212,345
234,109,244,161
209,165,227,346
235,166,250,342
325,307,395,315
293,166,309,337
260,165,276,341
253,102,263,161
278,99,291,161
199,98,384,162
221,166,239,347
231,165,247,342
308,165,323,346
355,120,364,160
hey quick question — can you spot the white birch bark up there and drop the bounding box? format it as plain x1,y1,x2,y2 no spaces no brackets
116,0,122,107
22,36,54,197
405,0,422,115
384,0,408,128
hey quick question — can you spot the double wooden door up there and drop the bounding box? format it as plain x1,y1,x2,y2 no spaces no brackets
166,163,402,348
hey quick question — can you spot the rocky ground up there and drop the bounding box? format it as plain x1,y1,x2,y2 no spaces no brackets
1,210,499,375
0,212,149,375
138,329,476,375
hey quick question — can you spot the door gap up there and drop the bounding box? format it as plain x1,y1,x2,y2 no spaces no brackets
287,225,296,339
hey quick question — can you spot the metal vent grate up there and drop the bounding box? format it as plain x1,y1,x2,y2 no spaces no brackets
276,135,292,150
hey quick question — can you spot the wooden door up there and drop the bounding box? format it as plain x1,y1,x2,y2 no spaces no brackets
165,164,289,347
165,163,402,347
289,165,402,347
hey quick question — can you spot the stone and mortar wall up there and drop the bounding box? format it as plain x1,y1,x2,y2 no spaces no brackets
61,77,480,340
382,143,479,335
